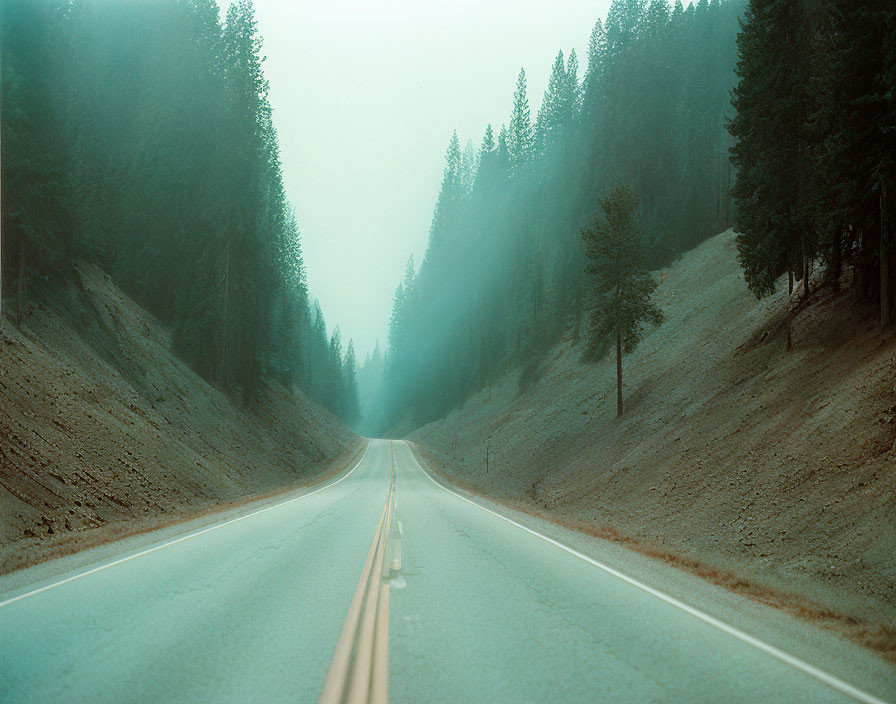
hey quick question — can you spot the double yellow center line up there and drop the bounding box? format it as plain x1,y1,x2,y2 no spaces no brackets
319,441,396,704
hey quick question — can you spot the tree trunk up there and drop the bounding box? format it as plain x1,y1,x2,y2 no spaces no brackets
786,305,792,352
831,222,843,292
16,238,25,326
307,331,313,389
882,177,891,327
220,239,230,388
716,156,721,230
0,49,3,323
280,291,289,388
616,332,623,417
236,282,244,403
797,131,809,300
725,160,731,229
788,268,793,296
801,231,810,300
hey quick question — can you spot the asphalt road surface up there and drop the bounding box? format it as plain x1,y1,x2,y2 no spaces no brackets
0,439,890,703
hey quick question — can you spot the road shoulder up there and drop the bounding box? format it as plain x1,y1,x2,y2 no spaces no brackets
0,439,369,603
407,440,896,704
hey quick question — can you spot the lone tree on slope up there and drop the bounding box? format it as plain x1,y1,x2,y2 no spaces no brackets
581,186,663,416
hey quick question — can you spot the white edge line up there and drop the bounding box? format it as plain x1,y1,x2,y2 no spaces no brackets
0,440,372,609
403,441,890,704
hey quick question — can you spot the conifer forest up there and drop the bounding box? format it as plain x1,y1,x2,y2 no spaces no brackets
2,1,895,701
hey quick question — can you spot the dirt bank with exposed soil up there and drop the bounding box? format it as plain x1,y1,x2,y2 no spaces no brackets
0,263,360,574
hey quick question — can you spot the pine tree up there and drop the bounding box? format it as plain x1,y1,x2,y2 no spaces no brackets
812,0,896,322
0,0,339,412
536,51,571,157
308,300,330,400
428,131,464,251
496,124,511,176
461,139,477,196
729,0,814,300
583,19,608,118
402,255,416,294
325,327,344,415
480,124,496,154
1,1,71,323
581,186,663,416
474,124,501,195
507,69,534,174
566,49,582,122
342,340,361,426
606,0,647,57
388,282,406,357
380,1,745,428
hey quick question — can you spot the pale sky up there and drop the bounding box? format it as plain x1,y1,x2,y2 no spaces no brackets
247,0,614,359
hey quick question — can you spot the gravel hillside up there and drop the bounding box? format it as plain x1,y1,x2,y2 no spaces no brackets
0,264,360,573
411,230,896,658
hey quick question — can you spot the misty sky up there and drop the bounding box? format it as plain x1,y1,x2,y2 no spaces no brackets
247,0,613,359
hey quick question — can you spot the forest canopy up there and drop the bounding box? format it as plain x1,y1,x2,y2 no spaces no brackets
379,0,745,432
1,0,360,424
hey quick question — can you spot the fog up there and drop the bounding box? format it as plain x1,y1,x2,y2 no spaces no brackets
250,0,612,358
2,0,742,432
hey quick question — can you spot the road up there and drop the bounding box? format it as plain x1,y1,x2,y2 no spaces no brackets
0,439,890,703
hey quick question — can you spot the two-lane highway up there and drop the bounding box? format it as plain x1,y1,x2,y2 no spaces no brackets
0,439,890,703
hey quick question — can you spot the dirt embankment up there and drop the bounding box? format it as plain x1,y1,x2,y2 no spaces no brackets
0,263,360,574
410,230,896,658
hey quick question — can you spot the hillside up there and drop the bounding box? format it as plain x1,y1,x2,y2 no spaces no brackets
0,264,361,574
410,230,896,657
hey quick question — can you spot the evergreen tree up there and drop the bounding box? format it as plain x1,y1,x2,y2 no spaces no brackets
357,340,386,434
461,139,477,196
381,2,745,429
308,300,331,401
0,0,368,423
341,340,361,426
536,51,576,158
581,187,663,416
480,124,496,154
507,69,534,174
583,19,608,118
566,49,582,122
428,131,464,253
1,0,71,323
325,327,344,415
729,0,814,299
496,125,511,176
811,0,896,322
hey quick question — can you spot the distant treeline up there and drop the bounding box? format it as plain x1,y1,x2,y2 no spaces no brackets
1,0,360,424
730,0,895,321
378,0,745,431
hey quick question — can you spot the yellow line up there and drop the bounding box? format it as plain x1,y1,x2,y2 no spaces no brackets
318,500,388,703
370,581,390,704
319,443,395,704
